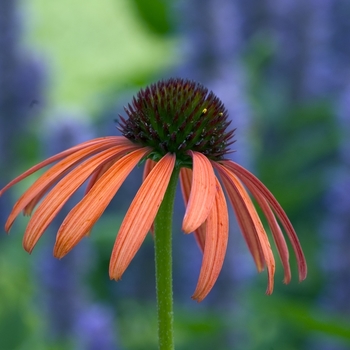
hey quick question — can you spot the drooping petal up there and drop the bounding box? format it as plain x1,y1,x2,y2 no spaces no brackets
214,164,264,271
179,167,206,251
53,147,151,258
182,151,216,233
23,144,138,253
179,168,192,202
0,136,128,196
192,179,229,302
142,159,157,181
109,153,176,280
193,224,207,253
23,187,51,217
84,159,116,195
221,160,307,282
215,162,276,294
4,137,132,232
248,187,291,284
142,159,157,235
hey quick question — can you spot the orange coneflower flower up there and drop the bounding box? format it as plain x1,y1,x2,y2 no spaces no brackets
0,78,306,301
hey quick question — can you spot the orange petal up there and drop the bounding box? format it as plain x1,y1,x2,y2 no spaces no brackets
182,151,216,233
22,186,51,217
109,153,176,280
53,147,151,258
142,159,157,181
180,167,206,251
4,137,131,232
192,179,229,302
84,159,116,195
23,144,138,253
142,159,157,235
221,160,307,282
214,164,264,271
0,136,128,196
193,224,207,253
249,187,291,284
215,162,275,294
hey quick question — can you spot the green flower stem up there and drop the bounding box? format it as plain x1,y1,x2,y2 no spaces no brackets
154,165,180,350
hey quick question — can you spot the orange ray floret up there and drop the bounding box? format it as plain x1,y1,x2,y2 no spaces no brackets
182,151,217,233
246,185,291,284
23,143,139,253
214,163,265,271
53,147,151,258
142,159,157,235
0,137,128,197
192,178,229,302
215,162,276,294
109,153,176,280
142,158,157,181
84,159,117,195
220,160,307,282
3,137,133,232
179,167,206,252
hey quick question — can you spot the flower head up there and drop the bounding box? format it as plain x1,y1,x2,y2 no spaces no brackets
1,78,306,301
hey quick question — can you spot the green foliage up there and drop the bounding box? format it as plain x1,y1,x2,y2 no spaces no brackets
0,228,44,350
25,0,177,112
175,307,225,350
117,300,158,349
130,0,173,35
242,29,344,350
251,293,350,343
257,101,338,219
114,300,225,350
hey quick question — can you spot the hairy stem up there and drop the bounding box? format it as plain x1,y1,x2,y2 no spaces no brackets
154,165,180,350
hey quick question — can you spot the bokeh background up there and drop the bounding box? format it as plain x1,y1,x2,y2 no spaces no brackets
1,0,350,349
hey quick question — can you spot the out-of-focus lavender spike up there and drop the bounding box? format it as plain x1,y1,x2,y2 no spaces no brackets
36,112,119,348
299,2,350,349
266,0,308,101
315,81,350,350
75,305,120,350
302,0,336,99
0,0,44,227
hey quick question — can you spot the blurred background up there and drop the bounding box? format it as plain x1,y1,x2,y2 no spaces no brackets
1,0,350,349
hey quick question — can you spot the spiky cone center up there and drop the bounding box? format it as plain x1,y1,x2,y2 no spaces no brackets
118,78,235,164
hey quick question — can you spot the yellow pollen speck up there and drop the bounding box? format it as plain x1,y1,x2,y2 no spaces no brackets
201,108,208,114
219,112,223,116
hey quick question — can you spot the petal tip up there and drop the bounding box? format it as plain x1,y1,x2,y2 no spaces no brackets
283,276,291,285
299,270,307,282
53,242,68,259
181,226,193,234
22,239,35,254
191,294,203,303
109,269,122,281
4,222,13,233
265,287,273,295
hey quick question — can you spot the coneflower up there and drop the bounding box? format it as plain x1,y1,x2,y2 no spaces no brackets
1,78,307,349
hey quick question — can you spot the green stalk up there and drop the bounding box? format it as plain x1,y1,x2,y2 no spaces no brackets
154,165,180,350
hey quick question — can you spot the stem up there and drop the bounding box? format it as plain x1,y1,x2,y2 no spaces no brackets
154,165,180,350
